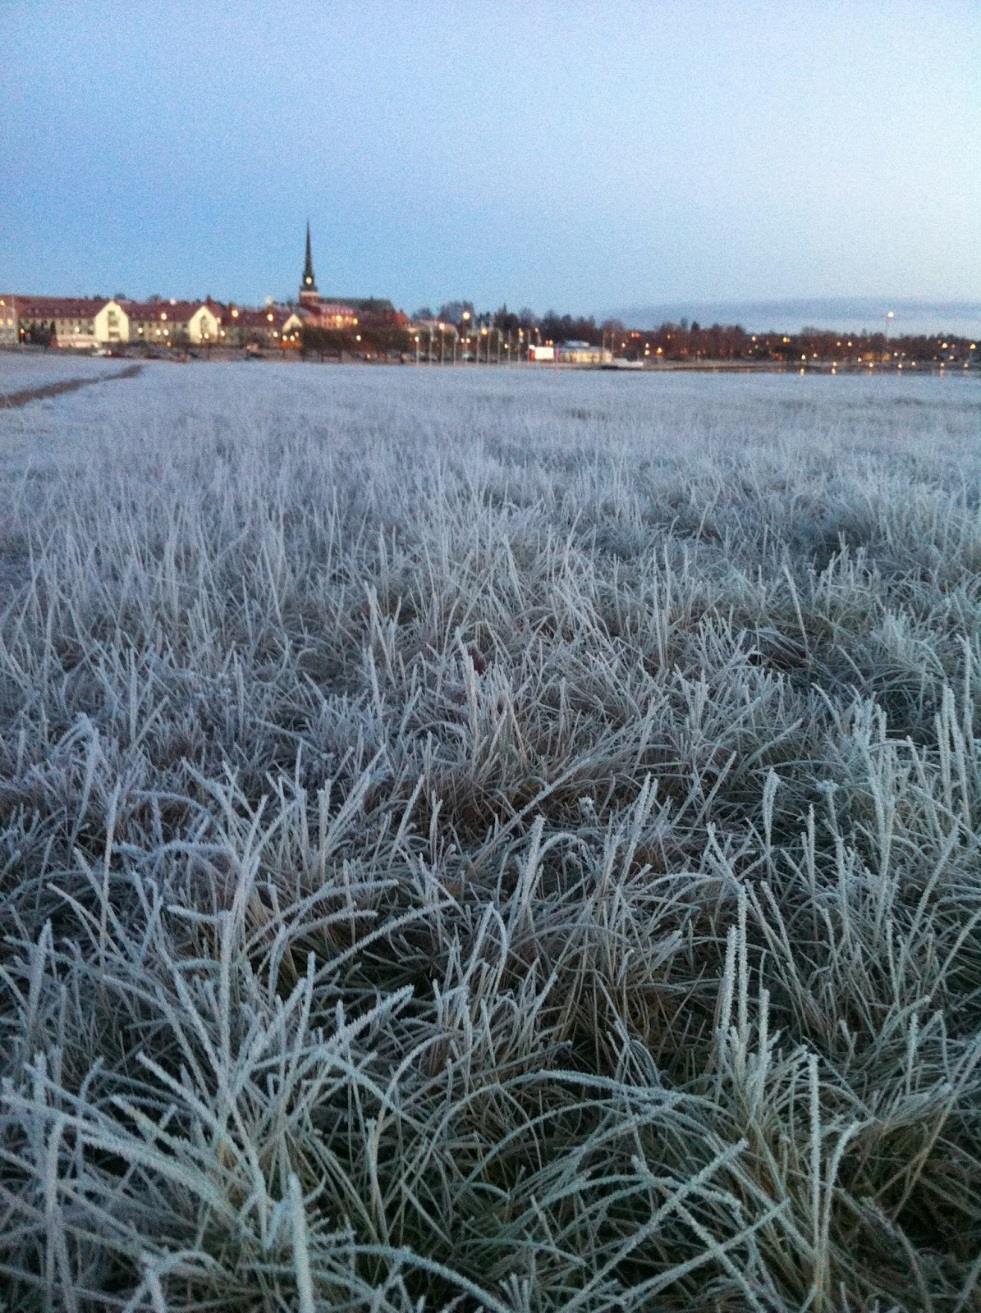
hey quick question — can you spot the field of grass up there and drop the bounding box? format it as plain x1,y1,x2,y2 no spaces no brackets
1,362,979,1311
0,350,128,396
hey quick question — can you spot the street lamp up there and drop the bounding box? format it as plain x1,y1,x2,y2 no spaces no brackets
461,310,472,364
884,309,895,363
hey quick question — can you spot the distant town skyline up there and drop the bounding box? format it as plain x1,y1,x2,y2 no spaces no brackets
2,2,979,317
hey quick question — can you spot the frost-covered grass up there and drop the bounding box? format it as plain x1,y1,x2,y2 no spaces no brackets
0,350,128,396
1,364,979,1311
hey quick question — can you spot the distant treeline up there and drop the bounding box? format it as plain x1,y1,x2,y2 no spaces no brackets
492,308,977,363
410,302,979,363
298,298,978,364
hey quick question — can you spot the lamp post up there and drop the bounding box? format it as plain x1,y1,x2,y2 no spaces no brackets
884,309,895,364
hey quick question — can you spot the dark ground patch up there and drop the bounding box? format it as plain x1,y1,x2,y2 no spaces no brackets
0,363,142,409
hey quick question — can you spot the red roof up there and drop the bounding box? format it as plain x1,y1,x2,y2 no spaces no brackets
229,307,291,329
123,300,214,324
13,296,106,319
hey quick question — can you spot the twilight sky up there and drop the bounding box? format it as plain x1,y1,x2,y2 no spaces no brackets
2,1,979,318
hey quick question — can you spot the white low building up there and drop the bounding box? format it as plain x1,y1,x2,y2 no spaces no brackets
94,300,130,345
124,300,221,346
556,341,613,365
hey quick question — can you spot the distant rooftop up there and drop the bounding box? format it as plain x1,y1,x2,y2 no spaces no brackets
13,296,106,317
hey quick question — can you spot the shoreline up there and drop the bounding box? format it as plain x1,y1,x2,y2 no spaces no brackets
0,345,974,378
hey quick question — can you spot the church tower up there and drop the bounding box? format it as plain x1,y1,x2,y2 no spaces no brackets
299,222,320,305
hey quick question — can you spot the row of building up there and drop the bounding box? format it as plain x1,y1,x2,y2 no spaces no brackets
0,226,401,352
0,228,620,363
0,295,360,351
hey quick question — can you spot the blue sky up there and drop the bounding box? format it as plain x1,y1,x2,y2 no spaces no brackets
2,2,979,318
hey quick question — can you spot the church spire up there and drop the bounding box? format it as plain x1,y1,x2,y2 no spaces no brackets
300,221,319,303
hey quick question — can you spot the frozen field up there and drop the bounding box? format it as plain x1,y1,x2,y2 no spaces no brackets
1,364,979,1311
0,348,130,396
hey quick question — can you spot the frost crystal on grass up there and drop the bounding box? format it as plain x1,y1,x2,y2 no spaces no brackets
0,362,979,1311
